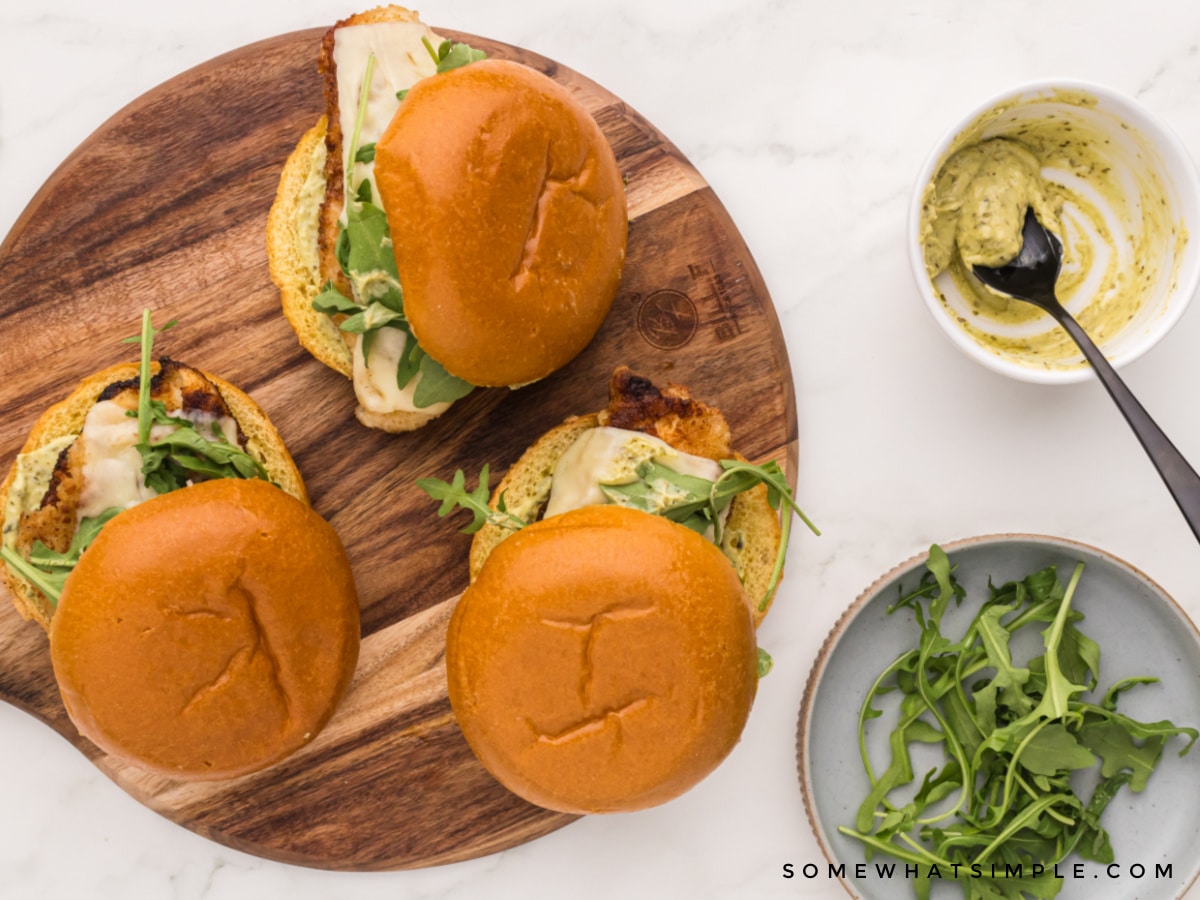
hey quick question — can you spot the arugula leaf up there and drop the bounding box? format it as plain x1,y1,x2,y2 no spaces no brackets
1080,720,1180,787
343,203,402,308
1,544,67,605
1018,722,1097,775
339,300,405,335
126,309,176,449
713,458,820,611
345,52,376,193
123,328,270,494
1063,772,1131,863
2,508,122,605
416,465,527,534
971,601,1033,731
1100,676,1160,712
413,351,474,408
313,281,361,316
392,324,423,392
136,424,268,493
599,459,714,524
422,36,487,73
28,509,121,573
756,648,773,678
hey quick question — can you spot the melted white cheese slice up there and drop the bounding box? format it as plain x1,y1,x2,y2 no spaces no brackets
77,400,240,520
351,327,452,416
334,20,454,416
333,20,441,207
545,426,724,520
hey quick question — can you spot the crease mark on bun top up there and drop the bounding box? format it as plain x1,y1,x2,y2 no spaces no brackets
509,141,607,291
525,696,653,748
180,549,297,724
180,642,254,715
539,602,658,706
510,141,557,286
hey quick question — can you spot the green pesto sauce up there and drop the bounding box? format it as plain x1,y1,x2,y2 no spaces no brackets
919,90,1184,368
924,139,1060,275
1,436,73,550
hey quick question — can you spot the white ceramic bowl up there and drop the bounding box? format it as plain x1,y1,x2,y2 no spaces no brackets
908,80,1200,384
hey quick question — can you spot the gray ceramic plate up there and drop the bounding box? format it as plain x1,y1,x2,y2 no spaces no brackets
797,535,1200,899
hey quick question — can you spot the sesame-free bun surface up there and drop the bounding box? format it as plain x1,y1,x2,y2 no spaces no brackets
50,479,360,781
446,505,757,814
375,59,628,387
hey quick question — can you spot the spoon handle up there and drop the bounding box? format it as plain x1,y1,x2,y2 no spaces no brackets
1052,308,1200,543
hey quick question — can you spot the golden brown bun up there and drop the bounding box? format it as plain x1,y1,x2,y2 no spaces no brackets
375,59,628,387
50,479,360,781
0,362,307,631
468,369,783,626
447,505,757,813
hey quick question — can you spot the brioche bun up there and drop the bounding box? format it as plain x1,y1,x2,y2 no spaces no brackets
0,361,307,630
49,478,359,781
375,59,628,387
446,505,757,814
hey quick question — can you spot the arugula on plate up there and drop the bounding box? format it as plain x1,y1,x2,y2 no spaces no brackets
839,545,1197,899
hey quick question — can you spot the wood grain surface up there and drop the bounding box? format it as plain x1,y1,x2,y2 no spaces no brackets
0,27,798,870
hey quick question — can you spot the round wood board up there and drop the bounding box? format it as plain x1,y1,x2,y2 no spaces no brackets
0,27,798,871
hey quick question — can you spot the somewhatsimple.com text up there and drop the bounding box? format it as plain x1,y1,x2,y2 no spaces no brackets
782,861,1174,882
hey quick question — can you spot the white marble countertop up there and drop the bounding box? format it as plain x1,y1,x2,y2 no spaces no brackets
4,1,1200,898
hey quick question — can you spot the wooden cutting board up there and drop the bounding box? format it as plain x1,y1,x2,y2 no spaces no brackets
0,27,798,871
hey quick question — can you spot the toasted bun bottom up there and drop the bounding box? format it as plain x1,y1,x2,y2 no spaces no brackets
0,362,307,630
376,59,628,387
50,479,360,781
447,505,757,814
267,115,352,378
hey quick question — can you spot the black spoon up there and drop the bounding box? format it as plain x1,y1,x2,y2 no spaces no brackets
973,206,1200,543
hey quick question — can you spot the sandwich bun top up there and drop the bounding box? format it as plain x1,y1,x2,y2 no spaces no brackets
50,478,360,781
446,504,757,814
375,58,628,388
